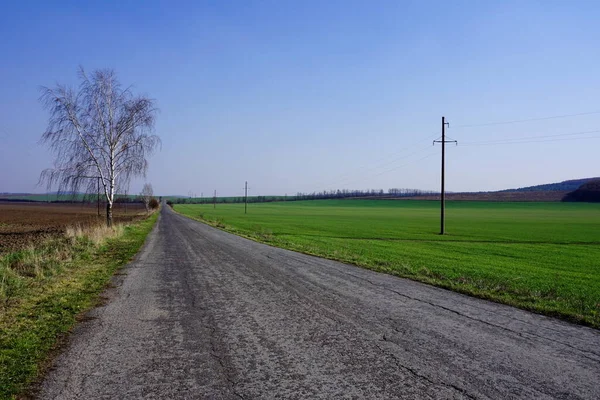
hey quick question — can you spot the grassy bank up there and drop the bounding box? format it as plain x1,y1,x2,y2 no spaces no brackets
175,200,600,328
0,212,158,399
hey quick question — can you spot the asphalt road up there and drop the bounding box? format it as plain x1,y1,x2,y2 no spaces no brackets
38,205,600,399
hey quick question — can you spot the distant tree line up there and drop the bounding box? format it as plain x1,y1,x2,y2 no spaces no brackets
169,195,286,205
500,177,600,193
293,188,436,201
562,180,600,202
0,194,148,204
169,188,437,204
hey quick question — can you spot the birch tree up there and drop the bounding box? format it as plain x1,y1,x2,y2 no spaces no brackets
39,67,160,226
140,183,154,213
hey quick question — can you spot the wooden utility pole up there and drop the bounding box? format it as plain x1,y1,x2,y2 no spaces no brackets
244,181,248,214
434,117,457,235
214,190,216,209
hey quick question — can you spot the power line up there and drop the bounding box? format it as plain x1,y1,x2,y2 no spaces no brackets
454,110,600,128
324,149,438,191
316,141,437,190
313,137,435,189
462,136,600,147
371,152,437,178
321,146,435,190
345,145,435,180
461,129,600,146
313,133,439,191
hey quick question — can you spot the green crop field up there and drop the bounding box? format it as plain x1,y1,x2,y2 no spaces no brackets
175,200,600,327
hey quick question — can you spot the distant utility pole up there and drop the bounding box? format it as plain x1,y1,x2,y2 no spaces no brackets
213,190,216,209
244,181,248,214
434,116,457,235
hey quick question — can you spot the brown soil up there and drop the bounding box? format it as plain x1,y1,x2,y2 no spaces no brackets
0,202,147,254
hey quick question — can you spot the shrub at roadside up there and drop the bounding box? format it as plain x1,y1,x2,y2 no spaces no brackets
149,197,160,210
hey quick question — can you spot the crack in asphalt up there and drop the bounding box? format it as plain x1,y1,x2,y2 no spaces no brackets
339,269,600,363
209,326,245,400
373,341,478,400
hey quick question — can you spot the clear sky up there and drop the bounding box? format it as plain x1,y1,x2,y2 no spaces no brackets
1,0,600,197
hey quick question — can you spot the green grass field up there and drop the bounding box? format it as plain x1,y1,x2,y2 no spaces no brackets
175,200,600,328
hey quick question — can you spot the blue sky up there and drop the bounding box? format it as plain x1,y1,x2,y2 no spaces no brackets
1,0,600,196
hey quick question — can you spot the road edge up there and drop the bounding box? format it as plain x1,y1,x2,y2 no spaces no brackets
3,211,160,400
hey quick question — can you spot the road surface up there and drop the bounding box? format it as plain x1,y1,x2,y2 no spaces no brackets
38,205,600,399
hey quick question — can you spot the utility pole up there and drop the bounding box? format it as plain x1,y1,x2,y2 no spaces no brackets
244,181,248,214
434,116,457,235
214,190,216,209
97,177,100,217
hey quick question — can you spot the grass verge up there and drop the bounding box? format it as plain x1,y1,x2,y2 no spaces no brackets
0,212,158,399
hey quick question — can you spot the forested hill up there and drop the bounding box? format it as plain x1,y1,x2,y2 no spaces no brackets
500,178,600,193
563,180,600,202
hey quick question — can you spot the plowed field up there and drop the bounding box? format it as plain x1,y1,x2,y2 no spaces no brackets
0,202,146,254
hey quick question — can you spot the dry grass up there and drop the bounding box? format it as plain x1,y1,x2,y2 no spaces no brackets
0,201,147,254
1,222,126,307
65,223,125,246
0,213,158,399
